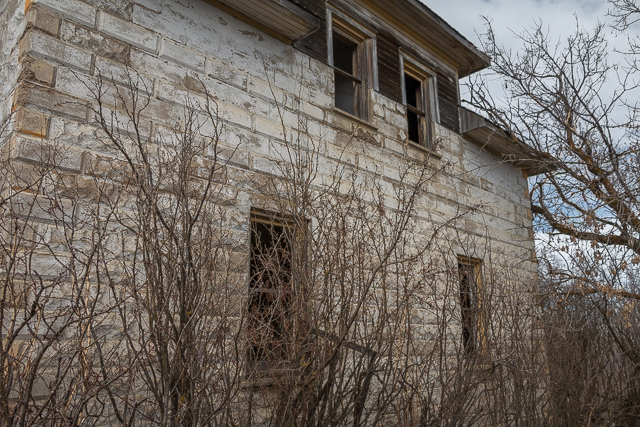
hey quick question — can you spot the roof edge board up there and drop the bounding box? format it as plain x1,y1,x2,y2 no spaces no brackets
459,107,553,175
367,0,490,77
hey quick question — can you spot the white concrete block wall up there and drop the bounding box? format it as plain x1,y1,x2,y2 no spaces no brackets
7,0,538,369
0,0,27,127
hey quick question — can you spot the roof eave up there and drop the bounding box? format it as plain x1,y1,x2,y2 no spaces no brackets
459,107,555,176
368,0,491,76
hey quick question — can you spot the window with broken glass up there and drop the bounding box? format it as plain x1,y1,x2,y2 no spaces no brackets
248,213,294,365
401,58,437,148
458,257,483,355
329,13,375,120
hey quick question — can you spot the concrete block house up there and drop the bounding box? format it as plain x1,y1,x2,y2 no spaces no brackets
0,0,543,425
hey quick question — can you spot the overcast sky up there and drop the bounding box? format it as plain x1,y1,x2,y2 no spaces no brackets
420,0,611,51
418,0,633,103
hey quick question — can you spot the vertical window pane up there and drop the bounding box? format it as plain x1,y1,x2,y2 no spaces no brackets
333,33,355,74
404,73,421,108
335,72,355,115
407,110,420,143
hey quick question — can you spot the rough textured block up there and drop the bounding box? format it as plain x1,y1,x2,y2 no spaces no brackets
84,0,132,20
15,109,49,137
20,31,92,73
94,57,153,94
20,56,55,86
98,13,158,52
26,7,60,36
15,83,88,120
300,100,324,121
254,116,286,141
60,20,130,64
248,76,284,104
134,0,162,13
206,58,247,90
32,0,96,28
12,135,83,172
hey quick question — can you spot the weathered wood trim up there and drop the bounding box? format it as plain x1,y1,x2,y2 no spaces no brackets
206,0,321,43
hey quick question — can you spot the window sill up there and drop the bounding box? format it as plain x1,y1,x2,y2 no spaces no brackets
407,140,442,160
330,107,378,132
242,360,300,389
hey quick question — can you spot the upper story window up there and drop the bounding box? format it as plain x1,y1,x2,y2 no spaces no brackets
328,8,377,120
401,54,439,148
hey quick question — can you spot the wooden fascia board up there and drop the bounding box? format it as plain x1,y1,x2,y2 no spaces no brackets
462,128,553,176
355,0,489,77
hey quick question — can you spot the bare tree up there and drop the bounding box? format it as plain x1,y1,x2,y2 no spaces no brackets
467,2,640,423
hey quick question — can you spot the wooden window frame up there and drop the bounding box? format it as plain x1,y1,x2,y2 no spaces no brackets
248,211,295,368
457,256,485,355
400,53,439,149
327,7,377,121
247,210,309,375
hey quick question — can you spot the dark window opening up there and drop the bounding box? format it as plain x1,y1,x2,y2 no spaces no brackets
333,32,359,116
249,217,292,363
333,33,355,74
404,72,425,145
458,259,480,355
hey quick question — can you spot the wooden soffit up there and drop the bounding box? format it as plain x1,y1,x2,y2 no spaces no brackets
460,107,552,176
206,0,321,44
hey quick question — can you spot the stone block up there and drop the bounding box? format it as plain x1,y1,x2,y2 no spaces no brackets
208,144,249,169
83,152,133,183
248,76,283,104
15,83,88,120
155,80,205,107
53,67,95,104
15,109,49,137
326,142,356,165
93,57,153,94
217,103,252,130
12,135,83,172
385,108,406,129
206,58,247,90
129,49,200,89
98,12,158,52
299,100,324,121
83,0,132,20
372,102,384,119
160,38,206,72
32,0,96,28
254,116,285,141
60,20,130,64
25,253,70,279
20,56,55,86
384,138,404,156
134,0,162,13
26,7,60,36
20,31,92,73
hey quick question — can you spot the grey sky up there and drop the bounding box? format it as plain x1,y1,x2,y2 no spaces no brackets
418,0,635,105
420,0,611,51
